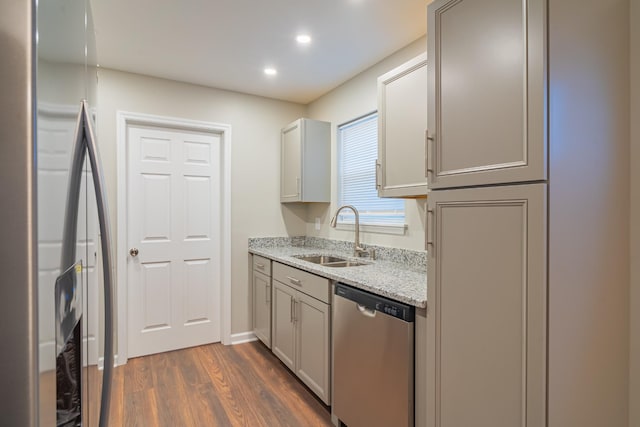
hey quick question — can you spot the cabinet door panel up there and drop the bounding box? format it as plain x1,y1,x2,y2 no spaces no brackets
252,270,271,348
281,120,301,202
427,0,546,189
295,292,330,405
378,54,428,197
426,184,546,427
271,280,296,370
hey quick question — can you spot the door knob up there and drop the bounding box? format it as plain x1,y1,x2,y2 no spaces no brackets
129,248,139,257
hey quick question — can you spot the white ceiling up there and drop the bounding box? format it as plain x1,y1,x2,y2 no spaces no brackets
90,0,430,104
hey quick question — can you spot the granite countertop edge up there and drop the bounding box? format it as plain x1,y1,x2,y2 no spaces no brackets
249,245,427,309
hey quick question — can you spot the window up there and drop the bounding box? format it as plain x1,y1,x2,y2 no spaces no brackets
337,112,405,230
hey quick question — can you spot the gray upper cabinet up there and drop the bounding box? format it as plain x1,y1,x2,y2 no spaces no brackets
377,53,429,198
280,118,331,203
427,0,546,189
426,183,547,427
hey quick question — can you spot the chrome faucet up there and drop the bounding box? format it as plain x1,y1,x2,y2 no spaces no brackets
330,205,373,258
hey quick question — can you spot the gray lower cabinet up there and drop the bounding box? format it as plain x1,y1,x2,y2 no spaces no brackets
271,263,331,405
252,255,272,348
295,291,331,403
253,270,271,348
272,280,297,370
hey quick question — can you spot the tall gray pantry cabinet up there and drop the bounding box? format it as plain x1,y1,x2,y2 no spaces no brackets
423,0,630,427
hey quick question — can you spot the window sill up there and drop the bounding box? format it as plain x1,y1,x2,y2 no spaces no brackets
335,222,407,236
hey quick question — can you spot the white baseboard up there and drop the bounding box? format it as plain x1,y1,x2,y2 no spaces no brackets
98,353,123,370
229,331,257,345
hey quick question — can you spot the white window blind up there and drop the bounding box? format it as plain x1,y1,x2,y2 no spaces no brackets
337,113,405,226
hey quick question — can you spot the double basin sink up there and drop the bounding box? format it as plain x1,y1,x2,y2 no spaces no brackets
295,255,370,268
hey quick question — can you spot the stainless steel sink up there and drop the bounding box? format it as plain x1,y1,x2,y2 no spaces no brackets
323,260,369,268
296,255,347,264
295,255,370,268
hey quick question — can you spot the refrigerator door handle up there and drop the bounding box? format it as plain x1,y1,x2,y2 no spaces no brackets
60,106,86,270
59,100,114,427
84,100,115,427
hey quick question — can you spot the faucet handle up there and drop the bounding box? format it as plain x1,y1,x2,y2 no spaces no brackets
368,248,376,260
355,246,376,260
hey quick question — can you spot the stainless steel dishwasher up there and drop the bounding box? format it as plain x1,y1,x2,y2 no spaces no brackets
333,283,415,427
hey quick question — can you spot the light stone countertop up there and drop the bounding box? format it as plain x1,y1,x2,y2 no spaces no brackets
248,237,427,308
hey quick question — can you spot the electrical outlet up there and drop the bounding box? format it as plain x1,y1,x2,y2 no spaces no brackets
315,217,321,230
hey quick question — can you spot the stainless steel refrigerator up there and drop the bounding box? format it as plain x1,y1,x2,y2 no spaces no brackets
0,0,115,425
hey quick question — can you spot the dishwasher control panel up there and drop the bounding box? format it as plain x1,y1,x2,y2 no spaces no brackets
335,283,415,322
381,303,402,318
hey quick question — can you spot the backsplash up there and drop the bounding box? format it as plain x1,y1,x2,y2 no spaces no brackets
248,236,426,270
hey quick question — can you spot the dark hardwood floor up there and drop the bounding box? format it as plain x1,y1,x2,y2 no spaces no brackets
107,341,334,426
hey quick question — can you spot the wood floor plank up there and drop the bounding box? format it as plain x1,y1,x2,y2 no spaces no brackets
209,343,294,427
228,344,312,427
208,346,272,426
124,389,160,427
108,341,333,427
189,382,234,426
176,347,210,386
151,366,198,427
248,341,330,412
196,344,265,426
236,342,333,426
109,365,125,425
124,355,154,394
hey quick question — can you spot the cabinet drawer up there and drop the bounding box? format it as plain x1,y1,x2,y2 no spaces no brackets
273,262,330,304
253,255,271,276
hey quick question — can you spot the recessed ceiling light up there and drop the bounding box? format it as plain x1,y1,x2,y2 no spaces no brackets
296,34,312,44
264,67,277,76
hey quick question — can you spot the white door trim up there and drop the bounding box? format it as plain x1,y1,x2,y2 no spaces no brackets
116,111,232,365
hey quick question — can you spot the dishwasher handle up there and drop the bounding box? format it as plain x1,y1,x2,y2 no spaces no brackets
357,304,376,318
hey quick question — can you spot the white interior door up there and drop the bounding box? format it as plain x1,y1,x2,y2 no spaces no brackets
127,124,222,358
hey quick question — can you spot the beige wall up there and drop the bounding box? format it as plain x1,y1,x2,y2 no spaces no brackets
305,37,428,251
96,69,306,335
95,36,431,342
631,0,640,423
